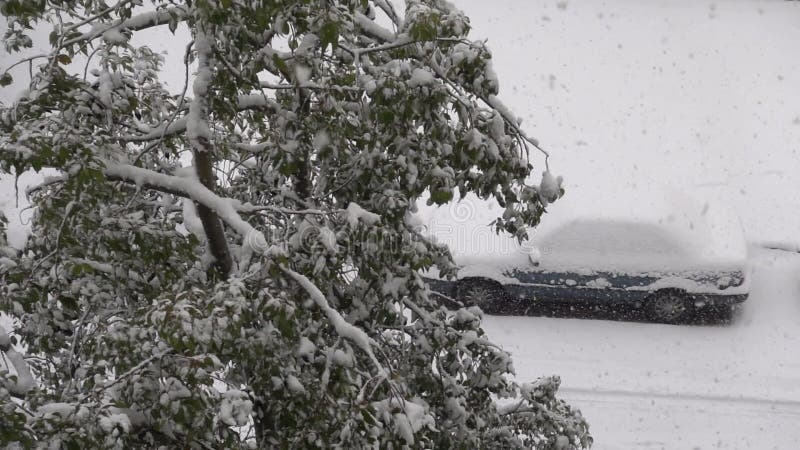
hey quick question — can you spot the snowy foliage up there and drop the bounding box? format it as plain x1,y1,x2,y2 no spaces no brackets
0,0,588,448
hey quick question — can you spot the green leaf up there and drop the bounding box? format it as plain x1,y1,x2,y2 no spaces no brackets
377,110,394,125
360,408,377,426
409,13,440,41
60,296,78,311
56,54,71,65
0,73,12,87
272,54,289,75
30,157,43,172
275,312,295,338
430,189,454,204
70,262,93,277
320,21,339,50
279,161,298,176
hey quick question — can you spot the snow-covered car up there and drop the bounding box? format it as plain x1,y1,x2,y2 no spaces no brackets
423,190,750,323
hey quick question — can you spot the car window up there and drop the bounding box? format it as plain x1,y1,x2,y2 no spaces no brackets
537,220,691,263
540,220,689,256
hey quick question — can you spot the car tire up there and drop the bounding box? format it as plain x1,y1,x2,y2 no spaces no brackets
646,289,693,324
456,278,506,314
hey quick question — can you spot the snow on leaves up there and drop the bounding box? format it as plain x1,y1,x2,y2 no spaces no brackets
0,0,584,448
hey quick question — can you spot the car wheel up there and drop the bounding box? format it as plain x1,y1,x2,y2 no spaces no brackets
647,289,693,324
456,278,506,314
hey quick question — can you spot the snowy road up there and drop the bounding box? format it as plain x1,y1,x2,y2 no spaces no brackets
561,387,800,450
483,249,800,449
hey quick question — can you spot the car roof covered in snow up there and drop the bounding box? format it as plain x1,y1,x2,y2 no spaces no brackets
417,187,747,274
534,188,747,264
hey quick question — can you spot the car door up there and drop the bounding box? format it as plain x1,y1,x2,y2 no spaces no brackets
507,220,685,305
504,242,611,304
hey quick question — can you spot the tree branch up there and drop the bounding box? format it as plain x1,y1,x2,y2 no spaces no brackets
119,94,280,143
348,12,551,165
63,0,134,36
187,25,233,279
281,266,384,373
0,346,35,397
62,6,190,49
101,162,261,244
353,12,397,42
120,116,188,142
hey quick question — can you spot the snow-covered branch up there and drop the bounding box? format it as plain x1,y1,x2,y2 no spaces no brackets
484,94,549,164
105,161,385,372
120,117,188,142
281,266,384,373
120,94,280,142
187,24,233,278
25,175,66,196
63,0,134,36
236,94,281,112
354,12,397,42
349,7,549,163
187,29,213,150
257,81,362,92
63,6,189,49
340,35,414,58
102,162,255,238
426,57,549,162
238,204,327,216
71,258,146,283
101,352,168,392
103,162,323,222
1,325,35,397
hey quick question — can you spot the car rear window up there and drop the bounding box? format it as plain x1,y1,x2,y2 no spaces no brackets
538,220,691,259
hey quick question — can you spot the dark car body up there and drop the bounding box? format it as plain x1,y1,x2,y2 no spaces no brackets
426,266,748,311
424,216,750,322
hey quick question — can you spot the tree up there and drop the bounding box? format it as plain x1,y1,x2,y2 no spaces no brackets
0,0,590,448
